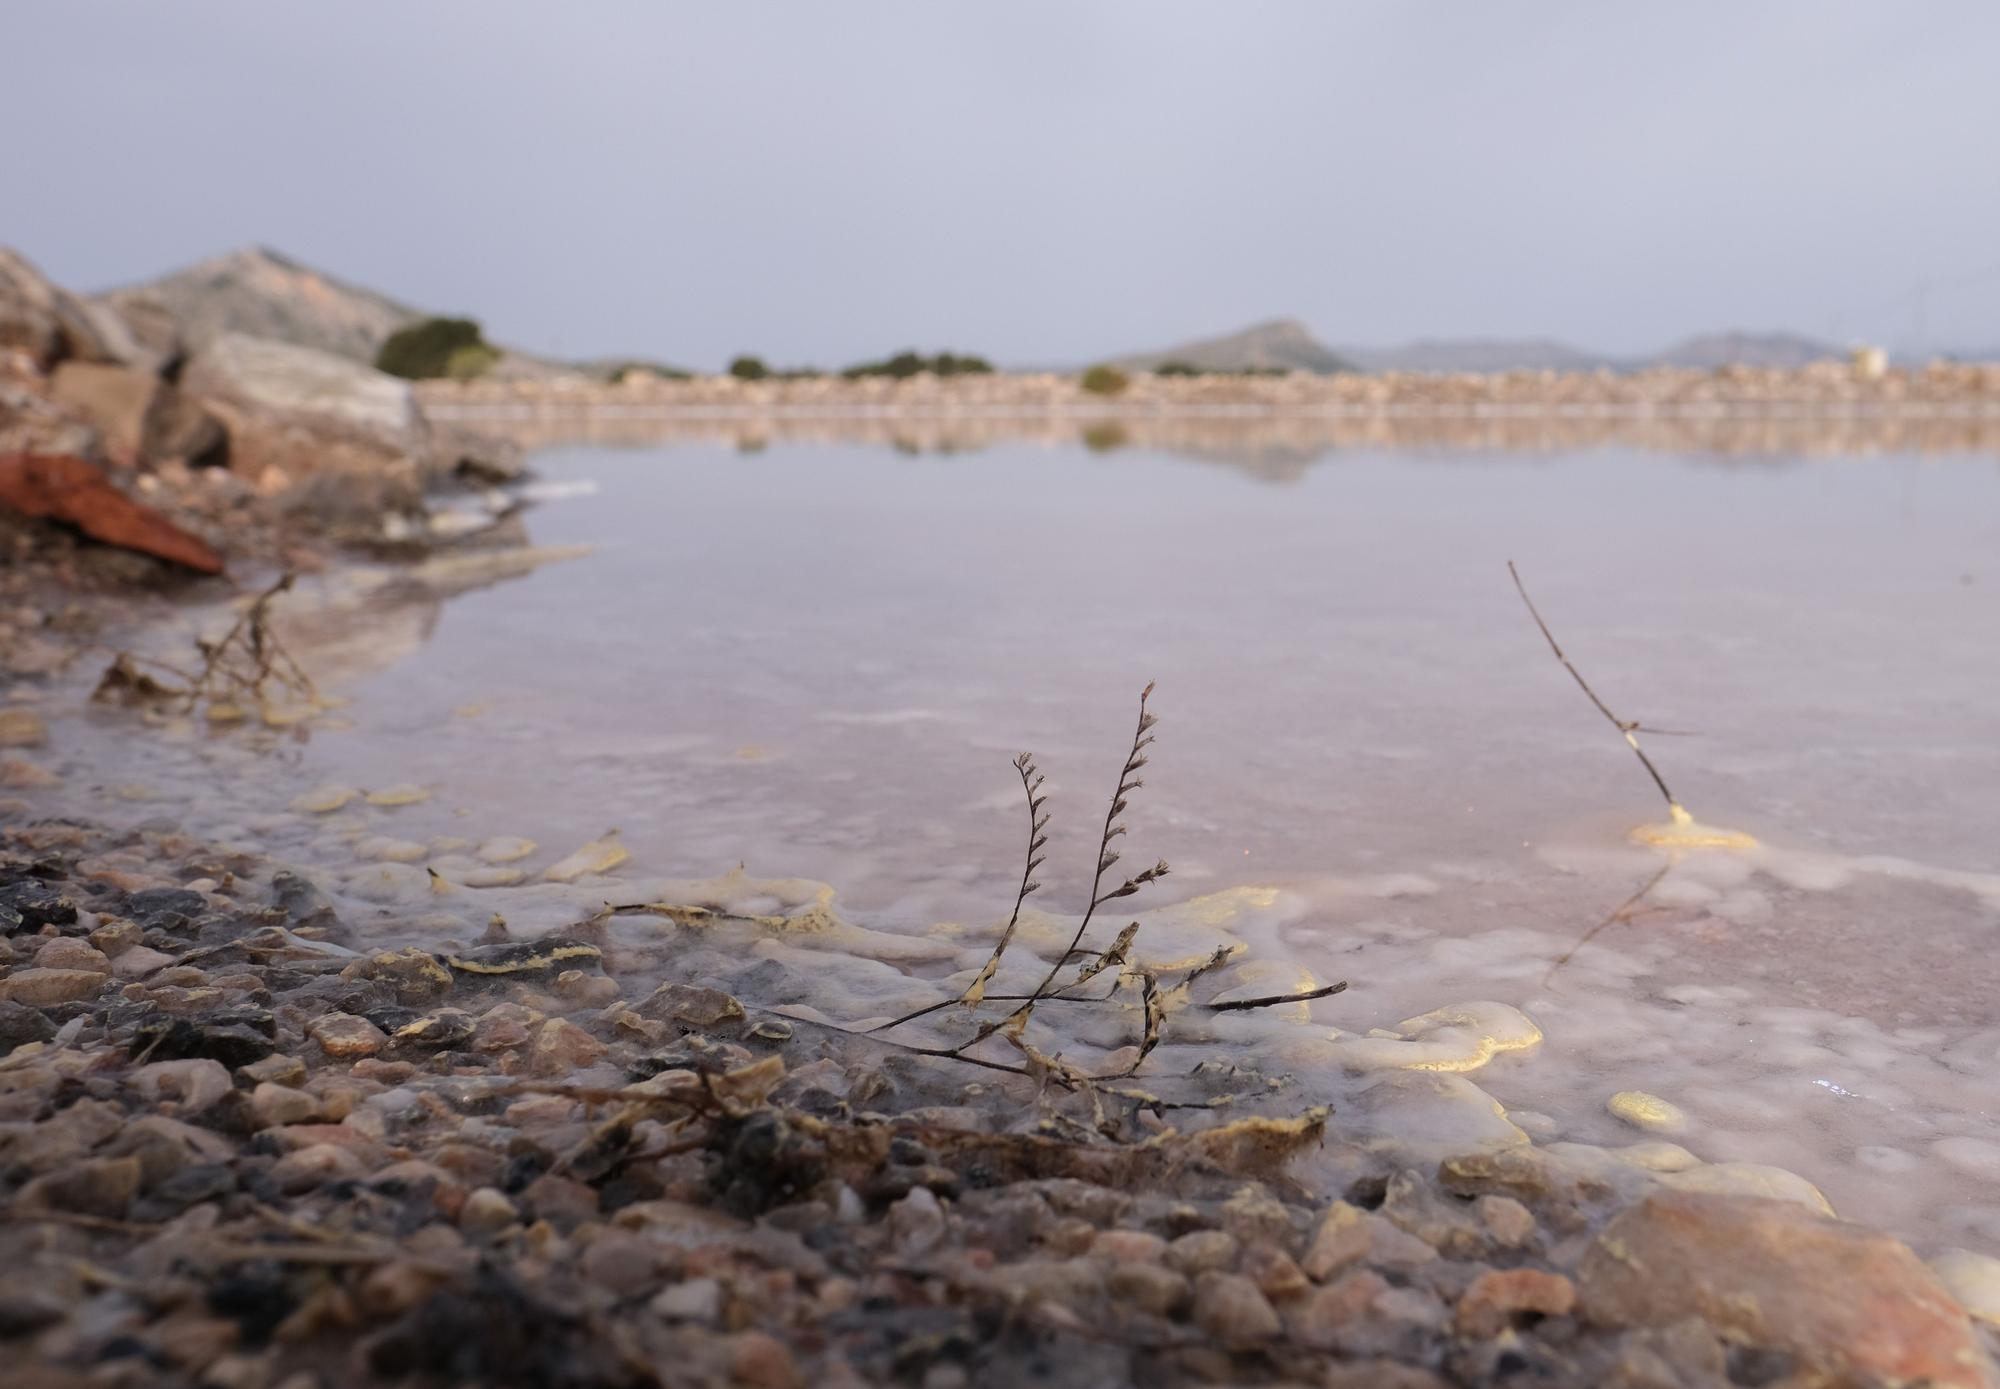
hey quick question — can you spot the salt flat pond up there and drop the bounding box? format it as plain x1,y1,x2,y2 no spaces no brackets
30,436,2000,1257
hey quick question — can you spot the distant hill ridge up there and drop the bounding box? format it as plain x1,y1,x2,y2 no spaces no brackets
98,248,1864,379
1112,320,1853,374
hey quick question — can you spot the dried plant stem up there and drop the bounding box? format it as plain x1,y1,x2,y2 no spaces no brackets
1508,561,1687,813
952,683,1167,1057
871,752,1048,1033
1542,863,1672,986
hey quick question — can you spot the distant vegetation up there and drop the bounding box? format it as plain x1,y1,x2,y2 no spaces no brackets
728,355,826,381
374,317,500,381
1152,361,1289,378
607,361,691,384
1079,364,1130,395
841,350,994,380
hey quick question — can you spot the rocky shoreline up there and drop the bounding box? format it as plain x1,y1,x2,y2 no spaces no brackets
3,815,1998,1389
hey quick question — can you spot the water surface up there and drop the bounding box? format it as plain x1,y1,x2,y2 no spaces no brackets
36,436,2000,1253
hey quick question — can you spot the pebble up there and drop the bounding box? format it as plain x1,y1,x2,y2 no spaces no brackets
639,981,745,1027
1454,1268,1577,1337
528,1018,606,1075
889,1186,947,1255
1167,1229,1240,1276
33,937,110,972
459,1186,520,1236
239,1053,308,1087
729,1330,801,1389
1301,1201,1369,1280
290,786,358,814
554,970,622,1008
251,1082,320,1127
1089,1229,1167,1263
0,708,48,747
651,1276,724,1324
87,918,143,957
1607,1090,1690,1136
112,945,177,980
1474,1194,1536,1249
1191,1270,1281,1345
270,1143,368,1193
308,1013,387,1058
2,966,109,1005
1106,1262,1189,1317
364,783,431,806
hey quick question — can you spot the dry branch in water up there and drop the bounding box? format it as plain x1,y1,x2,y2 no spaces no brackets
92,573,317,723
1508,560,1690,817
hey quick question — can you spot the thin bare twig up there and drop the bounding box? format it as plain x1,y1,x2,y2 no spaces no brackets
1542,863,1673,986
1508,561,1685,811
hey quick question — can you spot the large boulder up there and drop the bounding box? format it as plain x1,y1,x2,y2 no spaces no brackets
48,361,224,468
1579,1190,1997,1389
180,333,423,446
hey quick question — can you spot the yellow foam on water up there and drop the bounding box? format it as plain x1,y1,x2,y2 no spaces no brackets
1630,802,1759,850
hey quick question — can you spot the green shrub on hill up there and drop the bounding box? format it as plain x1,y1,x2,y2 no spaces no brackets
1080,364,1130,395
728,355,771,381
375,317,497,380
841,350,994,380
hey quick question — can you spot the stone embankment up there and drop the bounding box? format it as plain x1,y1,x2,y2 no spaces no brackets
418,362,2000,465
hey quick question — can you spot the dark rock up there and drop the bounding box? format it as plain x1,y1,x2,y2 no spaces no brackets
132,1007,278,1068
0,998,56,1052
125,887,209,922
131,1162,238,1222
0,879,77,928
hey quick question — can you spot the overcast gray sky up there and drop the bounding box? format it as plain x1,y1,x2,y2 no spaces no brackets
10,3,2000,368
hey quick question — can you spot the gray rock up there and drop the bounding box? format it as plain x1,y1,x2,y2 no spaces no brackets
182,332,422,445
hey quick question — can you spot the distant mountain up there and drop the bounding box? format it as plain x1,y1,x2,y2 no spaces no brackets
1336,338,1613,373
1111,317,1357,374
1649,331,1844,369
98,247,600,380
1110,320,1856,376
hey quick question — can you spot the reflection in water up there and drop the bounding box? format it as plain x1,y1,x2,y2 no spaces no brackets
22,436,2000,1257
429,403,2000,483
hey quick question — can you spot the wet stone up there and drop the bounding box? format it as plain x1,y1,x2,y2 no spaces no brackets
1167,1229,1241,1276
0,880,77,928
33,936,110,972
1191,1270,1281,1346
1455,1268,1577,1338
3,965,108,1005
459,1186,519,1236
308,1012,387,1058
1107,1262,1189,1318
651,1276,724,1324
0,998,56,1051
124,887,209,927
1580,1191,1993,1389
637,981,745,1028
134,1009,278,1068
1302,1200,1370,1281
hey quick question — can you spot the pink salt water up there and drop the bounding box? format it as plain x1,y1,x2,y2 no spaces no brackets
27,435,2000,1258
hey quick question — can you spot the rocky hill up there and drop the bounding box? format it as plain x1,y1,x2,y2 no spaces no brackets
1337,338,1614,373
1111,317,1358,374
98,247,587,381
1112,320,1851,376
1650,330,1844,369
